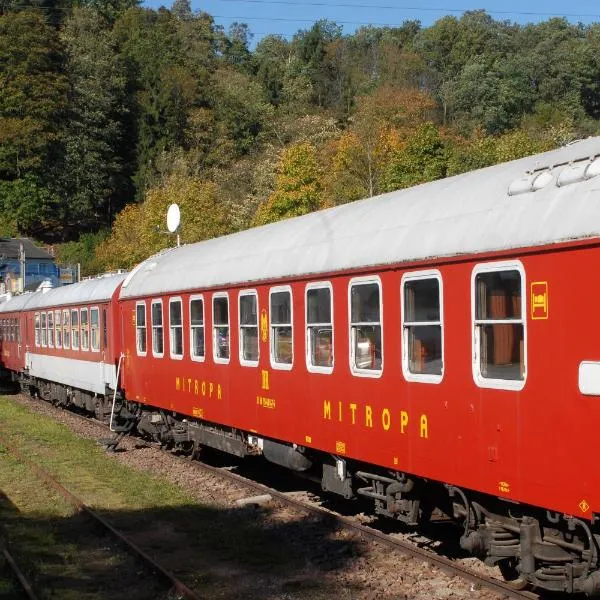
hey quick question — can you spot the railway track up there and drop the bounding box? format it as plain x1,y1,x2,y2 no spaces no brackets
0,432,203,600
1,540,40,600
16,394,540,600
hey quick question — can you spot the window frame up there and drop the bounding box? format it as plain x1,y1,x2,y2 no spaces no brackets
80,308,89,351
471,260,527,391
348,276,384,378
269,285,294,371
71,308,79,350
305,281,334,375
169,297,184,360
189,295,205,363
41,312,47,347
135,301,147,357
401,269,444,384
151,299,164,359
238,289,259,368
62,309,70,349
90,306,100,352
55,309,62,349
34,312,40,347
212,292,230,365
47,310,54,348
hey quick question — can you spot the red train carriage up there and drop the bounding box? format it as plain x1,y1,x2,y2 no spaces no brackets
115,137,600,594
0,293,32,374
0,274,126,418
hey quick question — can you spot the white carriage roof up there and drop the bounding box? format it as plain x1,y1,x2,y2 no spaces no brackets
0,273,127,312
121,137,600,299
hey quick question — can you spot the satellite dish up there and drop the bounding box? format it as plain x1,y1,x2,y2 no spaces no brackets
166,203,180,233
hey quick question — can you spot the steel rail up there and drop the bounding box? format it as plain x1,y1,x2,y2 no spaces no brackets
17,396,539,600
1,544,40,600
0,433,203,600
179,453,539,600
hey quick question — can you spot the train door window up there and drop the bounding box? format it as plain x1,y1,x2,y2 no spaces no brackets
169,298,183,359
103,309,107,349
212,294,230,364
80,308,89,351
90,307,100,352
151,300,164,357
472,261,526,390
47,311,54,348
349,278,383,377
239,291,259,366
63,310,70,349
401,271,443,383
306,283,333,374
35,313,40,347
136,302,147,356
270,287,293,369
190,296,205,361
55,310,62,349
71,309,79,350
41,312,47,347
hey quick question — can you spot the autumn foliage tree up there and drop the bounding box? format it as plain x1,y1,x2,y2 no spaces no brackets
254,142,323,225
96,174,229,270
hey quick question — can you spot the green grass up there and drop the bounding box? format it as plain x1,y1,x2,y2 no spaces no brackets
0,397,192,511
0,396,354,599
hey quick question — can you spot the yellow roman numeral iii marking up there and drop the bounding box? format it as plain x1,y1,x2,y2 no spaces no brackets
261,369,269,391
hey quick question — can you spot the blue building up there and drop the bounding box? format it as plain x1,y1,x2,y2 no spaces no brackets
0,238,60,293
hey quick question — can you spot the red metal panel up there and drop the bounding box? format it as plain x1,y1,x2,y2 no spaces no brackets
117,241,600,522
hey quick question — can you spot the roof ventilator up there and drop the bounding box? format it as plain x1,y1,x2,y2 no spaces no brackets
507,169,554,196
556,157,600,187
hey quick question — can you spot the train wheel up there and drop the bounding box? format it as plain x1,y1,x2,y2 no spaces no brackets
498,558,527,590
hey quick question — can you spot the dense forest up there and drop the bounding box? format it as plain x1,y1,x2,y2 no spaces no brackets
1,0,599,273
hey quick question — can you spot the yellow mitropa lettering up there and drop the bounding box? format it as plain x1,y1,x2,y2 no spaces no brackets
256,395,276,409
323,400,430,438
175,376,223,399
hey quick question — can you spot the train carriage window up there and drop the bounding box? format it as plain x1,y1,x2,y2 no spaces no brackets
41,312,47,347
136,302,147,356
71,309,79,350
151,300,164,357
306,283,333,373
35,313,40,347
239,291,259,366
90,307,100,352
55,310,62,349
80,308,89,351
190,296,205,361
212,294,230,363
47,311,54,348
17,318,20,344
349,278,383,376
401,271,443,383
270,287,293,369
63,309,70,349
103,309,107,349
169,298,183,359
472,262,526,390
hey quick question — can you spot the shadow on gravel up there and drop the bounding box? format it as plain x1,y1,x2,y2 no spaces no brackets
0,485,364,600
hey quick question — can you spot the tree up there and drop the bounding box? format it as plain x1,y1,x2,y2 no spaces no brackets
323,87,436,203
383,123,447,191
211,68,274,155
59,8,130,235
254,142,323,225
96,174,229,269
0,12,67,181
